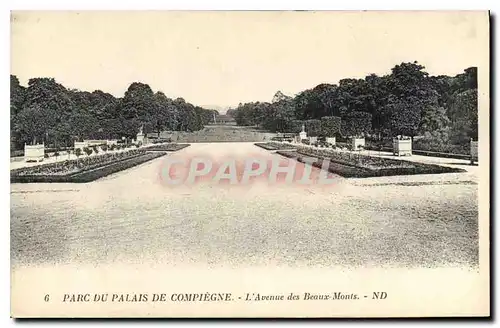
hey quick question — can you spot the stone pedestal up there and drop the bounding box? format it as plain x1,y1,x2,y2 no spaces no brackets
25,143,45,162
299,131,307,140
393,138,412,156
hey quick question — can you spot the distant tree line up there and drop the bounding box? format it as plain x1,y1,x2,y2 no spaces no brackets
228,62,478,145
10,77,218,149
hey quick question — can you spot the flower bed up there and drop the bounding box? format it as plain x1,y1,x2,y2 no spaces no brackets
254,142,297,151
11,148,168,183
393,138,412,156
276,146,466,178
144,143,190,152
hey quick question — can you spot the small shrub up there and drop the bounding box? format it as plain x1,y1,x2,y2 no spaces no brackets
75,148,82,158
93,147,99,155
44,153,49,159
54,151,60,159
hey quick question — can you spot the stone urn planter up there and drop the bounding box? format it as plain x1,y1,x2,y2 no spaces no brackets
393,137,412,156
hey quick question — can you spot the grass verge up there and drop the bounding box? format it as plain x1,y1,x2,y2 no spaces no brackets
254,142,298,151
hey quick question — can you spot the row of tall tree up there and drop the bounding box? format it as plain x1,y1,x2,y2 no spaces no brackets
229,62,478,144
10,77,218,149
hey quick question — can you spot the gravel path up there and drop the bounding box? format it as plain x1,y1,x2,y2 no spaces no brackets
11,142,478,269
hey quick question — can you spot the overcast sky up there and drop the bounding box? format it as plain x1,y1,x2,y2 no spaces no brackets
11,11,488,109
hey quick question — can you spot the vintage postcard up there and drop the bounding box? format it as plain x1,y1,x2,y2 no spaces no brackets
10,10,490,318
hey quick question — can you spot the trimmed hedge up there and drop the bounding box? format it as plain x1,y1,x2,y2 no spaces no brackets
277,151,372,178
320,116,341,137
365,146,472,161
151,138,173,144
10,146,74,158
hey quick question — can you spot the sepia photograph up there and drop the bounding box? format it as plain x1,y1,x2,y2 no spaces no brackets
9,10,490,318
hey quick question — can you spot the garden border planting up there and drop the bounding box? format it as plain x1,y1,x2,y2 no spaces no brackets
365,146,472,160
276,150,466,178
